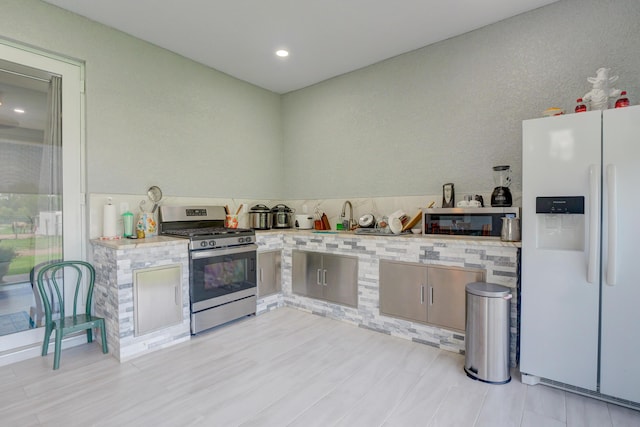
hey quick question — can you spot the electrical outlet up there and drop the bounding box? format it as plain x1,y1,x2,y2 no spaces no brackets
120,202,129,213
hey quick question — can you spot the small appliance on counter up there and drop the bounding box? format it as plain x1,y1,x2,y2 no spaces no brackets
423,207,519,237
271,204,295,228
295,214,313,229
491,165,513,207
248,204,272,230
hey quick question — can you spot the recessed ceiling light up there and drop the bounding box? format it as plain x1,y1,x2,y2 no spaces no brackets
14,108,25,114
275,49,289,58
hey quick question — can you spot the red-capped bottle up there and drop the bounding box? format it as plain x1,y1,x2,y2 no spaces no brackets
615,91,629,108
575,98,587,113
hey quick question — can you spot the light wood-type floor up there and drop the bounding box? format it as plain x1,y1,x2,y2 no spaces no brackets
1,307,639,426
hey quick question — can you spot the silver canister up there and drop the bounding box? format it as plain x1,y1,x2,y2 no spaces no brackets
248,204,272,230
500,217,521,242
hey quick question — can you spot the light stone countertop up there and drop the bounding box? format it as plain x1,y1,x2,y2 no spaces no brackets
91,229,521,249
91,235,188,250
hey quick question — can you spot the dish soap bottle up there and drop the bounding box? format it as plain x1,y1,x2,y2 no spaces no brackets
615,91,629,108
575,98,587,113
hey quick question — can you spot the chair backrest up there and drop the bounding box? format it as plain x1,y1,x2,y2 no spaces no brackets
30,259,63,314
36,261,96,323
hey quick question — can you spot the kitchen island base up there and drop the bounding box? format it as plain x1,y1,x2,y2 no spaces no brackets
92,237,191,362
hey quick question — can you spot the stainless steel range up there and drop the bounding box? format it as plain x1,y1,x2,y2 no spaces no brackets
159,205,257,334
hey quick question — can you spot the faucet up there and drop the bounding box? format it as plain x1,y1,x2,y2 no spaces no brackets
341,200,354,230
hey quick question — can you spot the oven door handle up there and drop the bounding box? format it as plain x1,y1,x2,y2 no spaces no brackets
191,244,258,259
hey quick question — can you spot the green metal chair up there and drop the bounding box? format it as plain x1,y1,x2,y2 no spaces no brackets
29,259,62,328
37,260,108,370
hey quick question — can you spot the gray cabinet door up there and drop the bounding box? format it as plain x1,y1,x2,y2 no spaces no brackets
322,253,358,307
292,250,323,300
292,250,358,306
379,260,428,323
133,264,183,336
427,265,484,332
258,250,281,297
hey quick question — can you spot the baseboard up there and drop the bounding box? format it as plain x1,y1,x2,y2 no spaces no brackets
0,335,89,367
521,371,640,411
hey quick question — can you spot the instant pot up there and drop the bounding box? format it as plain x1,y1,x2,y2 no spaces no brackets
248,204,272,230
271,204,295,229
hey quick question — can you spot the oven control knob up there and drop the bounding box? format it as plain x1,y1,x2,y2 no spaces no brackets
200,241,207,248
245,237,252,243
209,241,215,247
239,237,245,243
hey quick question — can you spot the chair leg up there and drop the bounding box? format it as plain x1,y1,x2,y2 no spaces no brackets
87,327,93,343
100,322,108,354
42,325,52,356
53,329,63,370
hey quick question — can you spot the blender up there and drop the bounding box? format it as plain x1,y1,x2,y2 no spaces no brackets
491,165,513,207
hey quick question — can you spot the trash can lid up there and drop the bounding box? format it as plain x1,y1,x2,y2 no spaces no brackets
466,282,511,298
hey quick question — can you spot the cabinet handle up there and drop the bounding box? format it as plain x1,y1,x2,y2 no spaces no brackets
588,164,599,284
420,285,424,304
317,269,322,285
174,285,179,305
429,286,434,305
323,269,328,286
259,267,263,284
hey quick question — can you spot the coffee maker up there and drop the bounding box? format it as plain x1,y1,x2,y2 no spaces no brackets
491,165,513,207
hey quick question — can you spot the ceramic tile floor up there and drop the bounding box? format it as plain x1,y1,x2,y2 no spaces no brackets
1,307,639,426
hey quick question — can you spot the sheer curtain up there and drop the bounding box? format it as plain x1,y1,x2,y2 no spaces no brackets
31,75,63,323
41,75,62,202
38,74,62,246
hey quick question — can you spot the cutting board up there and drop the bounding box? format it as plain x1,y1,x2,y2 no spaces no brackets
402,210,423,232
321,213,331,230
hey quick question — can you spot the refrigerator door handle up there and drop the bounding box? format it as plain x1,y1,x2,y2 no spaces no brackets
587,164,598,284
606,164,617,286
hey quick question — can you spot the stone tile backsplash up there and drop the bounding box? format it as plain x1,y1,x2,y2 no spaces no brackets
88,192,522,238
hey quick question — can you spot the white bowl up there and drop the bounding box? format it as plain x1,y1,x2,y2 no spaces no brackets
389,217,403,234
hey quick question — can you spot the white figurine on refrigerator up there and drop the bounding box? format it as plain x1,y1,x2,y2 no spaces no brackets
583,67,621,110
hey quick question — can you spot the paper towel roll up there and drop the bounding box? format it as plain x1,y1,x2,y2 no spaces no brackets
103,203,117,238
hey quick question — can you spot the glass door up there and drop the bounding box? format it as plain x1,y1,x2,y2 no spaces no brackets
0,42,84,357
0,65,60,339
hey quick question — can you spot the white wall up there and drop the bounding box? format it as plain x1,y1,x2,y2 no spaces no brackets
3,0,640,237
1,0,284,199
282,0,640,199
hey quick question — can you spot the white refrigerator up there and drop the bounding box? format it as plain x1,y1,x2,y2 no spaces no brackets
520,105,640,405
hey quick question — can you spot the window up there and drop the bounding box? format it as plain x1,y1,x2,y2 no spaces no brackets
0,40,84,356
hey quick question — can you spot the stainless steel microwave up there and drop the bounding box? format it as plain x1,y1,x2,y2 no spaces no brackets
422,207,520,237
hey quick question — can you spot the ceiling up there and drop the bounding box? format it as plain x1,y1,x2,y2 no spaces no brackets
42,0,560,94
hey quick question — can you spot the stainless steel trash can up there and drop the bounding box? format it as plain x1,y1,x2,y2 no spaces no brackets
464,282,512,384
